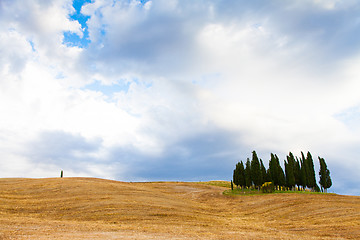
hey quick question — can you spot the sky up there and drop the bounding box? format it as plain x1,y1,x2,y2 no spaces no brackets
1,0,360,195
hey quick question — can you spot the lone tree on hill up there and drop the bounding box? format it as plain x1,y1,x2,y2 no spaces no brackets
318,157,332,192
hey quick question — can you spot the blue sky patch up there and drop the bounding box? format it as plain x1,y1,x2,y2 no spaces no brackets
28,40,36,52
63,31,90,47
84,80,131,97
63,0,91,47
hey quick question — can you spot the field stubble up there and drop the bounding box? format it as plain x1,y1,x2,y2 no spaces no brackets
0,178,359,239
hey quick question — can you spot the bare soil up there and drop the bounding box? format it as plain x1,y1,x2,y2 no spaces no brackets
0,178,359,239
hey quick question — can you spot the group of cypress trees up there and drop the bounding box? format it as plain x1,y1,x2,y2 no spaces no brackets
233,151,332,192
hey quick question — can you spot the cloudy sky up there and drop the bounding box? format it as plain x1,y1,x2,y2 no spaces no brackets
1,0,360,195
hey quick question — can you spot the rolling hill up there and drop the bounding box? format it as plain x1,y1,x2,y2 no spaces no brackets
0,178,359,239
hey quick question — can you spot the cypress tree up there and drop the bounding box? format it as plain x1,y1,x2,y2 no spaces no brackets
251,151,262,189
233,162,240,187
318,157,325,192
294,157,301,190
233,170,238,188
318,157,332,193
325,173,332,192
300,152,307,190
260,159,266,186
233,161,246,188
265,168,272,182
284,160,288,188
238,161,246,188
269,153,278,186
285,152,296,190
275,154,286,188
269,153,285,189
245,158,252,188
306,152,316,190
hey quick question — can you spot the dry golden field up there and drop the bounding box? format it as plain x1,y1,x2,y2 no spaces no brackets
0,178,359,239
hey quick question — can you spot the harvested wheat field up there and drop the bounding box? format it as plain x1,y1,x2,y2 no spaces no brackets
0,178,359,239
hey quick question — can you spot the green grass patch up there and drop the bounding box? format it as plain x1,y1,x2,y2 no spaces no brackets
223,188,335,196
195,182,336,196
272,190,335,195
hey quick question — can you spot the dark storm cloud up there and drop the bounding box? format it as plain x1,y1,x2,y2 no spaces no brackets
110,130,247,181
26,131,102,168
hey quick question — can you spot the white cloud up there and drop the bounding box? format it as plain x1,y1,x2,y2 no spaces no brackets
311,0,358,10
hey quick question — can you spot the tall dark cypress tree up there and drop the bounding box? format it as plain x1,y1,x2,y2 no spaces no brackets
318,157,325,192
233,162,240,188
325,169,332,192
306,152,316,190
284,160,288,187
251,151,262,189
300,152,307,190
269,153,278,186
260,159,266,186
318,157,332,193
233,161,246,188
294,157,301,190
245,158,252,188
265,168,272,182
275,154,286,188
269,153,285,189
238,161,246,188
285,152,296,190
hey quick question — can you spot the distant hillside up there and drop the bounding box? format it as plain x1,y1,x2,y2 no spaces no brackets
0,178,359,239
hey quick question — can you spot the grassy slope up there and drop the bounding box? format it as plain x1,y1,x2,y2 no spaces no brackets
0,178,359,239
